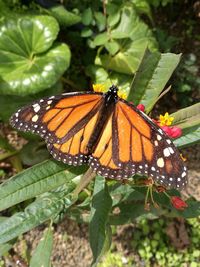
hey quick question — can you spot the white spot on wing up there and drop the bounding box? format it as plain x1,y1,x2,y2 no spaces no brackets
182,172,187,177
33,105,40,113
157,157,164,168
32,115,39,122
157,134,162,141
154,140,158,146
163,148,170,157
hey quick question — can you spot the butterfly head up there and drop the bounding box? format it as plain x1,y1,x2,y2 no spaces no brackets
108,85,119,95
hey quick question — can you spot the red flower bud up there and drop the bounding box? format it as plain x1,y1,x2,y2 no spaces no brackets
161,126,172,136
161,126,182,139
169,126,182,138
137,104,145,112
171,196,188,210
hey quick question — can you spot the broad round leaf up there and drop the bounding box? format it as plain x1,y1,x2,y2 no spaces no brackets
0,16,71,95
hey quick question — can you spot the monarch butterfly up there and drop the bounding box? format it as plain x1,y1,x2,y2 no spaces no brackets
10,85,187,189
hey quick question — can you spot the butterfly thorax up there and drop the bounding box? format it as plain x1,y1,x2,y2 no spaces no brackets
86,86,119,153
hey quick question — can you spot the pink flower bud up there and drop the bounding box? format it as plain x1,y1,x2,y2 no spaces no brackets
169,126,182,138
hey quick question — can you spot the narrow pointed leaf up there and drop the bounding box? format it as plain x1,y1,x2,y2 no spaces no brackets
171,103,200,129
174,126,200,148
30,226,53,267
0,160,86,211
0,187,73,244
89,176,112,266
0,217,16,257
128,50,181,113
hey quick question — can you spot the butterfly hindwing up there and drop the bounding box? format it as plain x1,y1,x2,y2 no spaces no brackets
46,106,103,165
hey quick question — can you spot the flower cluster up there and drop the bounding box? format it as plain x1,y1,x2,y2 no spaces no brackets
156,112,182,139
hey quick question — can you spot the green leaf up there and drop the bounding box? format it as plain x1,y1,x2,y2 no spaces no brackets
81,27,93,37
49,5,81,27
86,65,109,85
0,16,70,95
0,136,15,152
0,187,73,244
30,226,53,267
171,103,200,147
128,50,181,112
94,12,106,31
0,81,63,122
180,199,200,218
111,6,155,45
95,39,148,75
0,241,14,257
20,141,49,166
0,160,86,211
173,126,200,148
0,1,10,17
109,202,147,225
0,217,16,257
132,0,153,22
0,136,17,161
93,32,109,46
105,40,120,55
89,176,112,266
82,8,93,26
107,4,121,27
171,103,200,129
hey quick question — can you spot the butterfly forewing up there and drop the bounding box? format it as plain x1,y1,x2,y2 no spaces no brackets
10,92,103,144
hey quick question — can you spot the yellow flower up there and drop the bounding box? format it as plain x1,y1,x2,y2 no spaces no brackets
159,112,174,126
118,91,127,100
92,84,106,93
92,84,127,99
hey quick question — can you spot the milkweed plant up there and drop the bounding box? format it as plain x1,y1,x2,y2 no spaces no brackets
0,1,199,266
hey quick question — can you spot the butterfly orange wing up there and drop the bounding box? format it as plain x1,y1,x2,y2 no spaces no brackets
10,92,104,165
47,106,102,165
10,92,103,142
89,99,187,189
